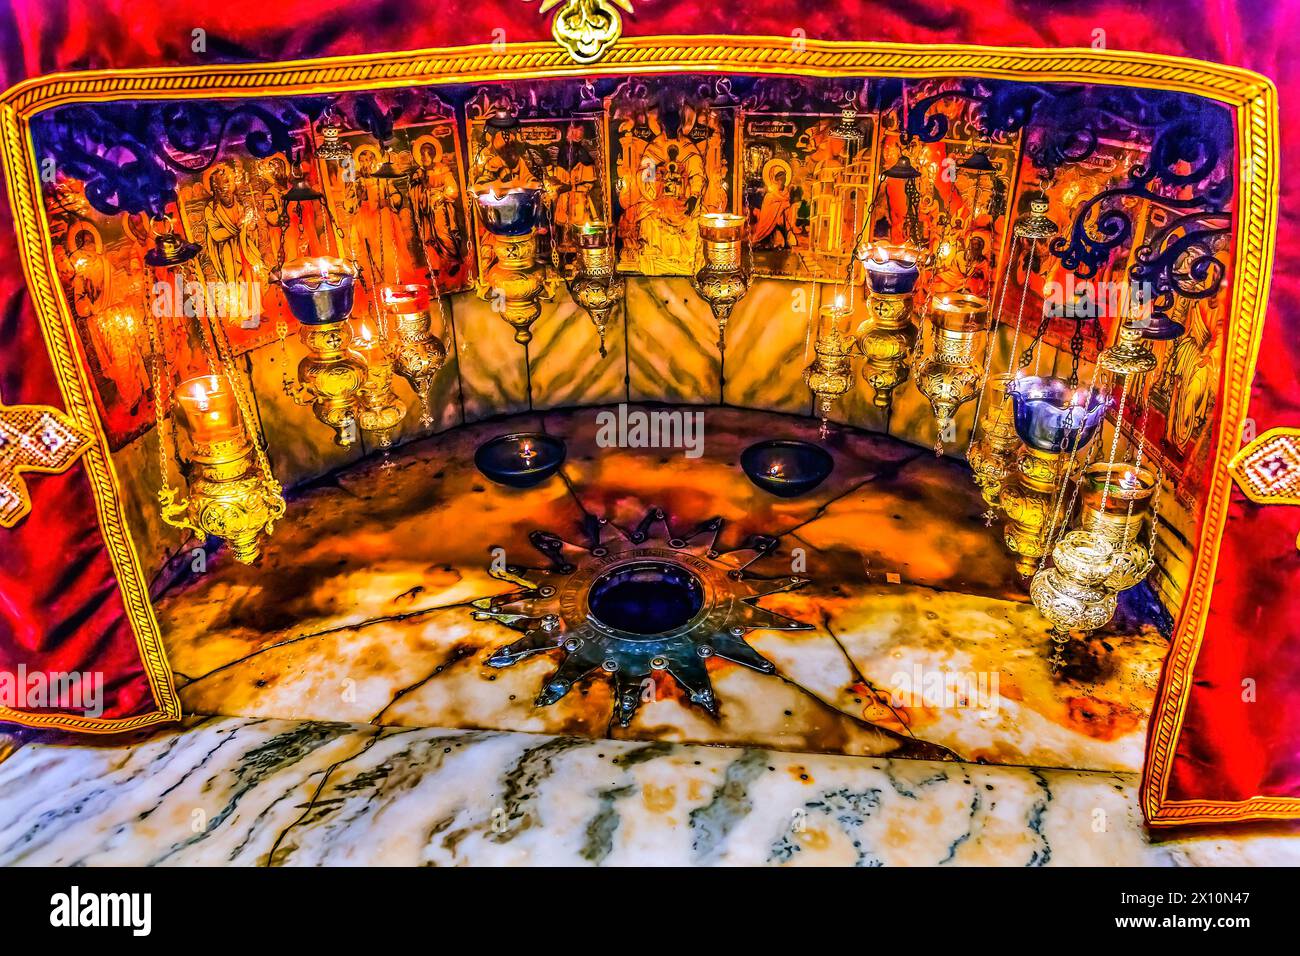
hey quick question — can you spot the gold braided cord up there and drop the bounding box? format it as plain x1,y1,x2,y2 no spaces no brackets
0,39,1285,824
0,39,1276,116
0,104,180,732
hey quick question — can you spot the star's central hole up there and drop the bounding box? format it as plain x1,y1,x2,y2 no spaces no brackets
587,561,705,636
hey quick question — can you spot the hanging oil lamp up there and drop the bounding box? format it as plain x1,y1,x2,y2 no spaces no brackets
964,190,1058,515
874,154,925,253
141,213,285,565
832,100,864,146
855,243,920,410
1000,376,1109,578
1098,317,1159,377
567,221,624,358
1078,462,1160,591
803,298,855,439
957,149,996,223
316,109,351,163
365,145,404,186
378,283,446,428
967,372,1021,525
995,191,1060,380
278,256,367,446
915,293,989,453
1014,191,1058,244
1137,307,1186,342
473,186,558,346
351,318,407,456
1029,529,1119,671
283,154,325,209
693,212,749,351
143,214,200,269
160,373,287,564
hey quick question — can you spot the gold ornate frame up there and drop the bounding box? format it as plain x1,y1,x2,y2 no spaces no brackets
0,37,1281,823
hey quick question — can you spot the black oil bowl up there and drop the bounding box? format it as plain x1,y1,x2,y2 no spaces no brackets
740,439,834,498
474,433,567,488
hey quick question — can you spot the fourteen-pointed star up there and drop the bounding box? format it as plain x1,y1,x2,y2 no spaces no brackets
470,507,813,726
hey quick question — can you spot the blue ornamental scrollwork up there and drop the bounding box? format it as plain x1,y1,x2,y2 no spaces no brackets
34,97,327,217
1048,104,1232,280
1129,210,1232,311
899,76,1235,322
36,105,179,217
900,79,1048,149
902,79,995,143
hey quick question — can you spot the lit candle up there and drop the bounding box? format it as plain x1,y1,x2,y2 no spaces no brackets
474,433,566,488
352,320,383,358
861,243,920,295
378,282,428,316
577,221,615,273
279,256,357,325
174,374,243,445
740,439,834,498
699,213,745,243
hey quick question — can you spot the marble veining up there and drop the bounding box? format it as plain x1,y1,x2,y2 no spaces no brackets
154,407,1168,773
0,716,1295,867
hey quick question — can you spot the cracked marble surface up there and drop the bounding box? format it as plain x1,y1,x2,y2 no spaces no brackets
0,716,1294,867
154,406,1169,772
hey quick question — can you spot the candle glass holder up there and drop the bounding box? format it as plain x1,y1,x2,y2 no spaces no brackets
473,187,558,346
999,376,1110,578
915,293,989,451
161,374,286,564
353,323,407,454
1080,462,1158,591
857,242,920,296
172,374,244,446
967,372,1021,524
568,222,624,358
693,213,749,351
379,282,446,428
279,256,367,446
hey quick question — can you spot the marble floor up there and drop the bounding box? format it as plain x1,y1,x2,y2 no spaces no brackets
154,406,1169,773
0,716,1295,866
5,407,1296,866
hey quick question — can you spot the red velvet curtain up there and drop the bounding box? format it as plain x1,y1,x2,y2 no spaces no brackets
1,0,1296,822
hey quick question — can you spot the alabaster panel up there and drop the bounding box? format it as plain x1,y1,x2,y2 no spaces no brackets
452,293,531,422
625,278,721,406
722,279,816,415
528,288,628,410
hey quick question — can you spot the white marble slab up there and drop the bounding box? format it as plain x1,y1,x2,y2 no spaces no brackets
0,717,1294,867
